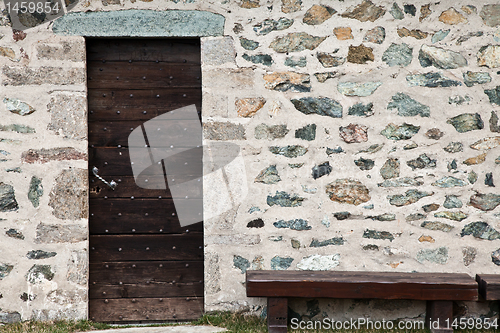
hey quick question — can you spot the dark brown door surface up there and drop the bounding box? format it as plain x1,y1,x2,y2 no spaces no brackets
87,39,203,322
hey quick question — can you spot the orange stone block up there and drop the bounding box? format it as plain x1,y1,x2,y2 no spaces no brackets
439,7,467,24
333,27,354,40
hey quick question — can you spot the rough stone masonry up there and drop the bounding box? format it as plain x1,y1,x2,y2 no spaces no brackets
1,0,500,324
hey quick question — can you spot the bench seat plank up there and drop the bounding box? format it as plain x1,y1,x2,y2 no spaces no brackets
247,271,478,301
476,274,500,300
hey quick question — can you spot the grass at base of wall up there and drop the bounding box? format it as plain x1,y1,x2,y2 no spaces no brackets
195,311,268,332
0,320,112,333
197,312,499,333
0,312,497,333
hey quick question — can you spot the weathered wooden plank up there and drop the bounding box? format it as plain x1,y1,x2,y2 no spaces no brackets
89,217,203,235
89,199,203,234
90,176,171,198
88,88,201,122
89,120,201,147
90,282,203,299
90,261,203,284
89,147,202,176
90,176,202,199
87,91,201,114
476,274,500,300
89,297,204,322
89,234,204,261
88,87,201,108
88,62,201,89
246,271,478,301
268,298,287,333
426,301,453,333
89,218,203,235
248,282,477,300
87,39,201,63
247,271,478,284
89,261,203,298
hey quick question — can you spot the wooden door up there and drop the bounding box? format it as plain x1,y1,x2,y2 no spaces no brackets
87,39,203,322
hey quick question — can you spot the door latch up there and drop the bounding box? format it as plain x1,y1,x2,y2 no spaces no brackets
92,166,117,190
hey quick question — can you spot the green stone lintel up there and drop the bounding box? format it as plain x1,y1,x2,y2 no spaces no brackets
53,10,225,37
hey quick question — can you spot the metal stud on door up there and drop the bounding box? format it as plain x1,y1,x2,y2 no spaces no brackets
87,39,204,322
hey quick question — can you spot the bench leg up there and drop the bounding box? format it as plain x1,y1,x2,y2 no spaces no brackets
426,300,453,333
268,298,287,333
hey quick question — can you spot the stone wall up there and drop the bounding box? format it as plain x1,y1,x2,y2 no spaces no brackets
201,0,500,321
1,0,500,323
0,21,88,321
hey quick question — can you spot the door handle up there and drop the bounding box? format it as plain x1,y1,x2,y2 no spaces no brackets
92,166,117,190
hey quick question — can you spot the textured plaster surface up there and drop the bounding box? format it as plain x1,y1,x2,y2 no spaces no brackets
0,0,500,323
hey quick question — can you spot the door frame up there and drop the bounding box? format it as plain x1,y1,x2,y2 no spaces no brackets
52,9,225,319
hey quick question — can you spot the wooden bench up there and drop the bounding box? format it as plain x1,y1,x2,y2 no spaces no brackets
246,271,478,333
476,274,500,300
